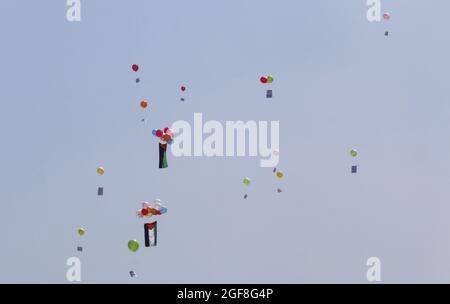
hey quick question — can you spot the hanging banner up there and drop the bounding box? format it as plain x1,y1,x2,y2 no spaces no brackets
144,222,158,247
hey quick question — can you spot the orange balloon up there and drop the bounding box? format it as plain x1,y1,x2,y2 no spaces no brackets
140,100,148,109
162,133,172,142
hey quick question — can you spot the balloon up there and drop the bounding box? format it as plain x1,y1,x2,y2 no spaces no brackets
162,133,172,142
78,228,85,236
156,129,163,138
97,167,105,176
260,76,268,84
132,64,139,72
163,127,169,133
160,207,167,214
168,139,174,145
350,149,358,157
128,240,139,252
154,199,162,204
243,177,251,185
166,129,173,136
181,86,186,92
141,208,149,216
140,100,148,109
276,170,284,179
267,75,274,83
383,13,391,21
152,129,157,136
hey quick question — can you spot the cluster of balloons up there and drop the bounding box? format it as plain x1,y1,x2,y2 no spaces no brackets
136,200,168,218
260,75,274,84
152,127,174,144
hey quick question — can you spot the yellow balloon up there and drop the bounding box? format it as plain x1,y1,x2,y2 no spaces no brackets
78,228,85,236
276,170,284,179
97,167,105,176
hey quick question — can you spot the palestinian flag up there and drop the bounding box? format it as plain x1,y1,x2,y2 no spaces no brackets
159,143,168,169
144,222,157,247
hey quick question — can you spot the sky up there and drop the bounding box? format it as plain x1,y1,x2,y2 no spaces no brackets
1,0,450,283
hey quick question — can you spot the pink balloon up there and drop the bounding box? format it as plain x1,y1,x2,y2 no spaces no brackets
156,129,163,138
383,13,391,21
166,129,173,137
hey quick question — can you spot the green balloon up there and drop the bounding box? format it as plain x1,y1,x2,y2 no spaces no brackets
350,149,358,157
267,76,274,84
243,177,251,185
128,240,139,252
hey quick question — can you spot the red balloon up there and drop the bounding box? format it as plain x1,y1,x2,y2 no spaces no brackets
181,86,186,92
141,208,149,216
164,127,169,133
132,64,139,72
140,100,148,109
156,129,163,138
260,76,268,84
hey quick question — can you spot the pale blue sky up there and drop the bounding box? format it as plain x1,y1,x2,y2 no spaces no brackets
1,1,450,283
